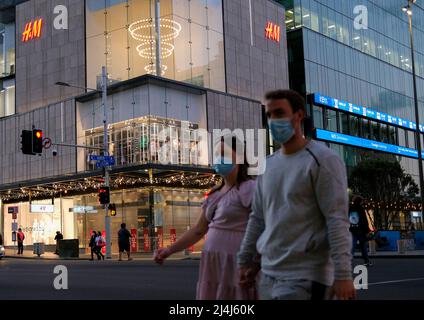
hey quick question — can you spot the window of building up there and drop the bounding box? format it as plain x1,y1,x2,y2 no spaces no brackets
339,112,349,135
312,105,323,129
86,0,226,91
349,116,359,137
0,78,15,117
0,22,15,77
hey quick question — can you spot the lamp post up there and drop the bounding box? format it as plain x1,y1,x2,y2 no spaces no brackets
56,66,112,259
402,0,424,215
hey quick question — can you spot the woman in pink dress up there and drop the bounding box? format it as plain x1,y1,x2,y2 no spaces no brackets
154,137,257,300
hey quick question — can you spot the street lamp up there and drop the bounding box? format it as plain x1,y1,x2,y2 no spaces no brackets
402,0,424,216
56,66,112,259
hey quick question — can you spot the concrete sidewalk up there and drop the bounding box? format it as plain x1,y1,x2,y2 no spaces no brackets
3,249,201,261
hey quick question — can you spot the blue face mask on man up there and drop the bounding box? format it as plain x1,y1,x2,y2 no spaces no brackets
268,118,295,144
213,157,235,177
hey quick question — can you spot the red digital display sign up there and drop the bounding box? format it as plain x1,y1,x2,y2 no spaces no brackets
265,21,281,43
22,18,43,42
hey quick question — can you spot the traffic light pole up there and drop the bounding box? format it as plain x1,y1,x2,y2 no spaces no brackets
102,66,112,259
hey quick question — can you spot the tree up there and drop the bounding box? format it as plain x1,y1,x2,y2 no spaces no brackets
349,159,419,230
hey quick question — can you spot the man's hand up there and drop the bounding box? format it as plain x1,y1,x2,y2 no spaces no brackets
239,263,261,288
329,280,356,300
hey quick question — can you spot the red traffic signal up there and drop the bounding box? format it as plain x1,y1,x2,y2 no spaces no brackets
98,186,110,205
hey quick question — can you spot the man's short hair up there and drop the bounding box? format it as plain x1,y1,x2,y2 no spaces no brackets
121,223,126,229
265,89,306,113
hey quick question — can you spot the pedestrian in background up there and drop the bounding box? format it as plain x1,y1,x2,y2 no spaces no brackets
154,136,257,300
349,196,372,266
95,231,105,260
17,228,25,255
89,230,97,261
238,90,355,300
118,223,133,261
54,231,63,255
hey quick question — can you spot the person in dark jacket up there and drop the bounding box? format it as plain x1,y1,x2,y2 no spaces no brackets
88,231,97,261
118,223,132,261
54,231,64,255
349,196,372,266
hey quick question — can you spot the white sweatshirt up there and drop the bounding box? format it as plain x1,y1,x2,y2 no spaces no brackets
237,140,352,286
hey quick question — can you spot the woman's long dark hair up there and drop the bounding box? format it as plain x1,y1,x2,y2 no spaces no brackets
209,136,252,196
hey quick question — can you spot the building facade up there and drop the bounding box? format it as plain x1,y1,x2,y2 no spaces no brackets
0,0,289,253
280,0,424,232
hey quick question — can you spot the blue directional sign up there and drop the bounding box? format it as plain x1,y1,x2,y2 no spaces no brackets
313,93,423,133
90,155,115,167
315,129,424,159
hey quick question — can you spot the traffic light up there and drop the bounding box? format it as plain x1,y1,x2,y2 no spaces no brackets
108,203,117,216
98,186,110,205
21,130,34,155
32,129,43,154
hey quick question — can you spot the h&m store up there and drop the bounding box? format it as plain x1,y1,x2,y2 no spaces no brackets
0,0,288,252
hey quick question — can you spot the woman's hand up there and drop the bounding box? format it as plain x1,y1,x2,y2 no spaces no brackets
154,247,172,265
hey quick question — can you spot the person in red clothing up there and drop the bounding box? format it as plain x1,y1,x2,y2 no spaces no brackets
17,228,25,254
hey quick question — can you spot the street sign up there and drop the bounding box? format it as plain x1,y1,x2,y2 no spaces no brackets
12,222,18,231
12,213,17,220
90,155,115,167
42,137,52,149
8,206,18,214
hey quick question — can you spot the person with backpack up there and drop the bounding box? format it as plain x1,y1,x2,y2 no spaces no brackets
349,196,372,266
154,136,257,300
95,231,105,260
88,231,97,261
17,228,25,255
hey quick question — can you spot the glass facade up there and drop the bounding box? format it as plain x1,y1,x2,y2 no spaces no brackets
0,9,16,118
282,0,424,182
2,188,206,253
86,0,226,91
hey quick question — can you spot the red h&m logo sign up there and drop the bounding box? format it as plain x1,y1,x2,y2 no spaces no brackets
265,21,281,43
22,19,43,42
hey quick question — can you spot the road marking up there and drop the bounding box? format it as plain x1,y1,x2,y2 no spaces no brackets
369,277,424,286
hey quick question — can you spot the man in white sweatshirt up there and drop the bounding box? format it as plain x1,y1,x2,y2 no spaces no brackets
237,90,355,300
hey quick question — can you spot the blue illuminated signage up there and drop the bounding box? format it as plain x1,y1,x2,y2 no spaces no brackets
315,129,424,159
313,93,424,133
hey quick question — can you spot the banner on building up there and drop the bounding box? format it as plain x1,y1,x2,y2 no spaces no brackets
143,228,150,252
170,228,176,245
157,227,163,250
130,228,138,252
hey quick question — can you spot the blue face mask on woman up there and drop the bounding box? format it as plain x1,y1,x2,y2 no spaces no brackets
268,118,295,144
213,157,235,177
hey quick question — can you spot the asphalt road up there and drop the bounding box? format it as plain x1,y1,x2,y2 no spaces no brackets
1,257,424,299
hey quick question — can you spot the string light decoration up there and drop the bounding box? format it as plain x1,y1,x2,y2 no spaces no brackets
128,18,182,76
0,172,220,204
351,198,422,212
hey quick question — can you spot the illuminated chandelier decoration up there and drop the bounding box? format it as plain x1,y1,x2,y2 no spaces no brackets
129,18,182,76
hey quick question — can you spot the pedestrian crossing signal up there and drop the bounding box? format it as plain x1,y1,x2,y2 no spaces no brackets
21,130,34,155
108,203,117,216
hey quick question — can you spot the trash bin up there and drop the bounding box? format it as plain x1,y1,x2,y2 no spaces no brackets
33,243,45,257
58,239,79,258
